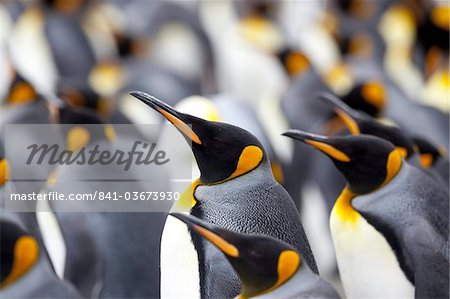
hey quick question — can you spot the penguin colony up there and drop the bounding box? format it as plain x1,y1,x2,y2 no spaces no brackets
0,0,449,298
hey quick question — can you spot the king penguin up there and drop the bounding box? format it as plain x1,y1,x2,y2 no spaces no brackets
0,213,82,298
172,213,340,299
130,91,318,298
318,92,421,165
283,130,449,299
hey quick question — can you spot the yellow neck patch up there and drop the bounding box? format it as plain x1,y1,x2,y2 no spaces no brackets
336,109,360,135
227,145,264,181
0,159,11,186
306,140,351,162
0,236,39,288
158,109,202,145
177,179,201,209
66,126,91,152
7,82,37,105
323,64,353,95
270,160,284,185
362,81,385,111
381,148,403,187
333,187,359,223
193,225,239,257
239,16,281,51
432,5,450,30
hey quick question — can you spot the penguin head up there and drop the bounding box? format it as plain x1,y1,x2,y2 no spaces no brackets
335,0,376,20
276,48,311,77
172,213,301,298
319,92,416,158
4,72,38,106
233,0,278,19
43,0,87,14
341,80,386,117
130,91,267,184
0,220,39,288
412,136,447,168
283,130,403,194
46,98,116,151
57,82,113,117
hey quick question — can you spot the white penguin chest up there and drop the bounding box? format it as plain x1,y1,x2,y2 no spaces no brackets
330,211,414,299
160,214,200,299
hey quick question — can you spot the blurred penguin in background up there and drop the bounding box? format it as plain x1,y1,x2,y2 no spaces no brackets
0,212,82,298
285,130,449,299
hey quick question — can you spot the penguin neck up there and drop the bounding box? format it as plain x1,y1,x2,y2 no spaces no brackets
333,162,411,224
192,159,274,209
406,152,422,168
248,265,315,299
332,187,359,224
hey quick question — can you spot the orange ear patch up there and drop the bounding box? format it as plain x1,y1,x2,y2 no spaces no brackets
382,148,403,187
285,52,309,76
362,81,385,111
0,159,11,186
228,146,264,180
0,236,39,288
7,83,37,105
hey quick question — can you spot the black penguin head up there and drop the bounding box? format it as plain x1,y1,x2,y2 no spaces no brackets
0,220,39,288
57,82,112,116
47,99,116,151
283,130,403,194
335,0,376,19
276,48,311,77
319,92,416,158
171,213,301,298
233,0,278,19
130,91,266,184
4,71,38,106
412,136,447,168
341,80,386,117
43,0,87,14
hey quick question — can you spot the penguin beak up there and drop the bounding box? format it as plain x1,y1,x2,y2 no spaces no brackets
282,130,351,162
129,91,202,145
318,92,362,135
171,213,240,258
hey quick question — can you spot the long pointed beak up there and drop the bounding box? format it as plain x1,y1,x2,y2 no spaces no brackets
171,213,239,257
130,91,202,145
317,92,361,135
282,130,350,162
